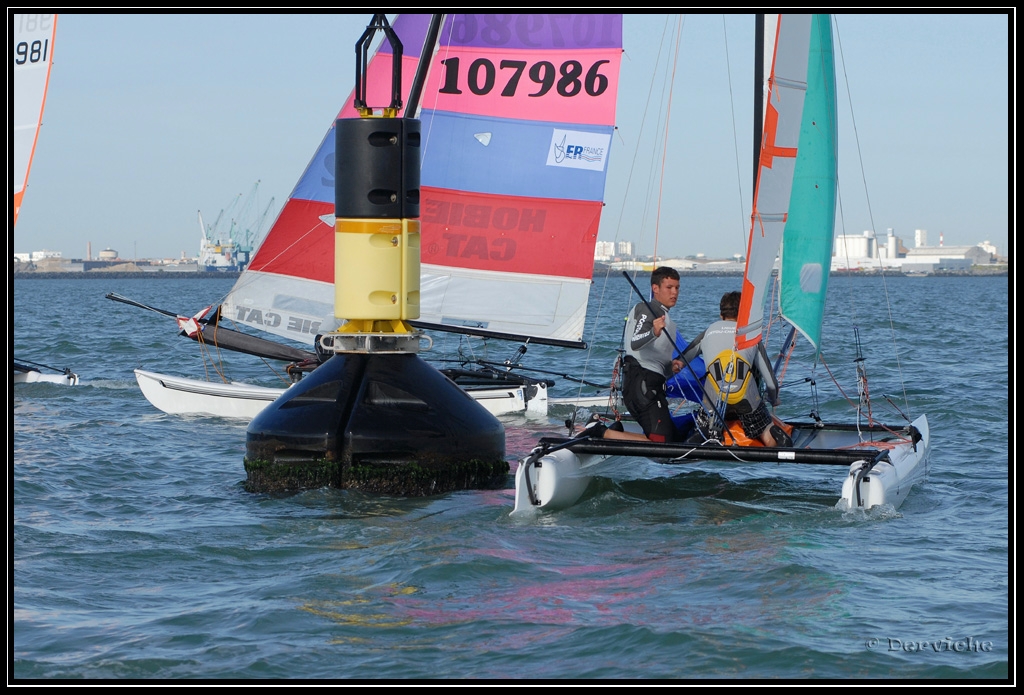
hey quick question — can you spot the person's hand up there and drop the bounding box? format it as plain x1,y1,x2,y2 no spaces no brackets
671,359,683,374
652,314,666,336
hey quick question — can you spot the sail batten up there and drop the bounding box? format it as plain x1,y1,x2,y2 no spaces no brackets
224,14,622,347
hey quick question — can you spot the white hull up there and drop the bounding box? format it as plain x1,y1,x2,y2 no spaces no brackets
513,415,930,515
464,380,549,418
13,369,79,386
135,368,548,420
836,415,930,511
135,369,287,419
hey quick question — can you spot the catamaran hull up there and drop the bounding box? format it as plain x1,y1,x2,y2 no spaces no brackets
135,369,286,419
514,446,597,511
135,368,546,420
13,369,79,386
465,382,548,418
513,415,930,515
836,415,930,511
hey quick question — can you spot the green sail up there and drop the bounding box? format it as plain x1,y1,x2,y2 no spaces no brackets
778,14,838,353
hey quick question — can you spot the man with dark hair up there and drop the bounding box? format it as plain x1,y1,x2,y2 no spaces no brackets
616,266,686,442
681,290,790,447
578,266,696,443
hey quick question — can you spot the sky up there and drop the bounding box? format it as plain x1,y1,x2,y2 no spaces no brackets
11,12,1011,262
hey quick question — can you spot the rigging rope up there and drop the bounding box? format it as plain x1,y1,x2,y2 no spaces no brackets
831,16,912,417
651,14,684,265
720,14,751,252
562,15,684,430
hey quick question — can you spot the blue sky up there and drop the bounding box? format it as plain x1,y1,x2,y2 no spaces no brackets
11,12,1010,261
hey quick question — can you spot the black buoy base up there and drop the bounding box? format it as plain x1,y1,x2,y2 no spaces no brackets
244,352,507,495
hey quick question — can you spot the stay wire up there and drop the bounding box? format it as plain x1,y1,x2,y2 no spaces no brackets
567,15,683,428
832,16,911,416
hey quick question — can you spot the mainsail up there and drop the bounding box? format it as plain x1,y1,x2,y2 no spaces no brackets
737,14,837,353
222,14,622,349
12,13,58,227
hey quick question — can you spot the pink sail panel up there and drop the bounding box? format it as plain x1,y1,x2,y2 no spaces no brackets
422,47,620,126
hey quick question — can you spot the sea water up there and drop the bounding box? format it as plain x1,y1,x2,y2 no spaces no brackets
12,273,1009,680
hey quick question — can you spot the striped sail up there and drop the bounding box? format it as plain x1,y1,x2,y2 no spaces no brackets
12,13,58,227
224,14,622,349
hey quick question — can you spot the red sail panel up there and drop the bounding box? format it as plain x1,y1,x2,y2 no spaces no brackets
421,187,602,278
247,198,334,283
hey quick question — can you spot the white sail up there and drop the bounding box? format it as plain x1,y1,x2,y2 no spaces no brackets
12,13,58,227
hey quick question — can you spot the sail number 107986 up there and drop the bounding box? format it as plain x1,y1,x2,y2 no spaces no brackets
438,57,611,98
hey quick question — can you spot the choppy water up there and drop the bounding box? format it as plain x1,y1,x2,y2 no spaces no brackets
13,273,1009,680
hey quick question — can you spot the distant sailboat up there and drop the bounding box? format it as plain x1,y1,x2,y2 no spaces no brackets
13,13,78,387
12,13,57,226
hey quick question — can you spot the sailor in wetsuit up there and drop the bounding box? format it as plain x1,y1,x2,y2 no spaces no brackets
619,266,686,442
681,290,790,447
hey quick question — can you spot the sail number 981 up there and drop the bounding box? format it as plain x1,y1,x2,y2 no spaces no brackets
439,57,610,98
14,39,49,65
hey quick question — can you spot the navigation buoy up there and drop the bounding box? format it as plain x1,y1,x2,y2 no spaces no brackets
245,351,507,494
244,15,506,495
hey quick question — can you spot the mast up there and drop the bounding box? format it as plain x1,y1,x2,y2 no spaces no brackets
753,13,764,193
405,14,444,118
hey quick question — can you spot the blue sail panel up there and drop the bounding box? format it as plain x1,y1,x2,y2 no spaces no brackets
420,110,613,202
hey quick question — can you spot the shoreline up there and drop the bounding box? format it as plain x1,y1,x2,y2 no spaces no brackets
11,268,1008,280
12,271,242,280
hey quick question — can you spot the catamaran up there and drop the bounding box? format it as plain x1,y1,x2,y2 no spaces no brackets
513,14,930,514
